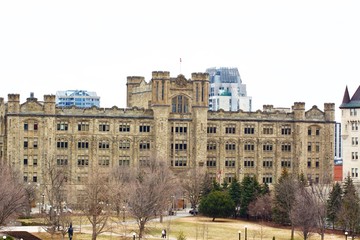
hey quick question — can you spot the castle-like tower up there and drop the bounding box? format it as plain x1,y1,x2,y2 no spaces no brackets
0,71,335,204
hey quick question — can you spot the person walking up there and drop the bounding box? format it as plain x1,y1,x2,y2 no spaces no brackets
161,229,166,238
68,223,73,240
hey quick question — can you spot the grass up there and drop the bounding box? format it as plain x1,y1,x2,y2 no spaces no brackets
21,215,348,240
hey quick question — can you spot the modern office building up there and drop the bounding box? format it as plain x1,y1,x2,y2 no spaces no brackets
334,122,343,182
206,67,252,111
0,71,335,204
56,90,100,108
340,86,360,183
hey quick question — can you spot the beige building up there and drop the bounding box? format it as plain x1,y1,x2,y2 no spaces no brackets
0,71,335,201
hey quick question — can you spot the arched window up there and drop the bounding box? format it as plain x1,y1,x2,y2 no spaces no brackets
171,95,189,113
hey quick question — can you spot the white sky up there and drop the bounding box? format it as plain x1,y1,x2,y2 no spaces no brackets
1,1,360,121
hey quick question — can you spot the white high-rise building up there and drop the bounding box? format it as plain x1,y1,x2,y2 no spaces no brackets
206,67,252,112
340,86,360,183
56,90,100,108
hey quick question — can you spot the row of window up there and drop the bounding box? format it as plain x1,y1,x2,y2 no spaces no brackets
206,158,294,168
55,122,151,132
207,142,294,152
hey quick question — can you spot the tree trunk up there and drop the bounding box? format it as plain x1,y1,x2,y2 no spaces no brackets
290,225,294,240
139,221,145,238
92,215,97,240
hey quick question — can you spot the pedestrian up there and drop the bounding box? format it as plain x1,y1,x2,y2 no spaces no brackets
164,229,167,238
161,229,166,238
68,223,73,240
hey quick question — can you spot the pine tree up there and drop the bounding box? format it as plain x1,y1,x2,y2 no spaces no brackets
326,182,342,229
240,176,261,217
228,178,241,217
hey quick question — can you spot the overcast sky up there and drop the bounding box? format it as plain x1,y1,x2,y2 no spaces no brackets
1,1,360,121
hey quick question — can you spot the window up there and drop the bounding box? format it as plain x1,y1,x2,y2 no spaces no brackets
171,156,187,167
207,125,217,134
308,142,312,152
98,156,110,166
99,122,110,132
244,158,254,168
172,125,187,134
281,125,291,135
77,156,89,166
316,128,320,136
262,174,273,184
139,124,151,133
119,156,130,166
263,158,273,168
281,143,291,152
206,157,216,167
225,157,236,167
78,121,89,131
225,125,236,134
225,173,235,183
244,125,255,134
119,123,131,132
207,142,217,151
225,142,236,151
352,137,359,146
139,156,150,166
119,139,130,150
352,122,358,131
315,142,320,152
352,152,358,160
350,109,357,116
24,123,28,131
24,138,28,148
352,168,359,178
308,128,312,136
57,121,68,131
23,174,28,182
33,175,37,182
315,159,319,168
57,156,68,166
33,157,38,166
263,143,273,152
98,140,110,149
307,158,311,168
244,142,255,151
57,140,68,149
139,140,150,150
281,158,291,168
171,95,189,113
171,141,187,151
262,126,273,135
78,140,89,149
23,156,28,165
34,123,38,131
33,138,38,148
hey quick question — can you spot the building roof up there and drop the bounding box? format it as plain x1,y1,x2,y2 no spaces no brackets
340,86,360,108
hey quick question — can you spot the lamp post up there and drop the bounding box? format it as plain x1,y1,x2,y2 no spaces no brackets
245,226,247,240
345,231,348,240
132,232,136,240
238,230,241,240
41,193,45,213
122,206,126,222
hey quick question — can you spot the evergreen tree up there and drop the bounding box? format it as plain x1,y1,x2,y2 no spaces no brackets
240,176,261,217
199,190,235,221
228,178,241,218
326,182,342,229
337,176,360,239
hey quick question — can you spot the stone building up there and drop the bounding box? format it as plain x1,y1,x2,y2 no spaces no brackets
0,71,335,203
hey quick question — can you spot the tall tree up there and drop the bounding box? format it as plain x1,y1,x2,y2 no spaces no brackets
327,182,342,229
199,190,235,221
81,171,111,240
124,158,178,238
337,176,360,240
248,193,272,221
0,163,26,227
180,166,207,209
291,186,317,240
240,176,261,217
228,178,241,218
272,169,299,240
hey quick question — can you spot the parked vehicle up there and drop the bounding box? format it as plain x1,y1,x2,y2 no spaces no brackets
189,208,198,215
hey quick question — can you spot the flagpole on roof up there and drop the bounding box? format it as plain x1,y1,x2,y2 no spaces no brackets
180,58,182,74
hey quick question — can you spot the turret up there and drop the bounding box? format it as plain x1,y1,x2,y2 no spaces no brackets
44,95,56,114
324,103,335,121
293,102,305,120
7,94,20,113
191,72,209,108
151,71,170,105
126,76,145,107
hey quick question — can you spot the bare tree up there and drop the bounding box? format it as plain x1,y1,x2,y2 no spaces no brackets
123,158,178,238
24,182,38,217
291,187,318,240
0,163,26,227
42,158,68,236
248,193,272,221
180,166,207,209
81,171,111,240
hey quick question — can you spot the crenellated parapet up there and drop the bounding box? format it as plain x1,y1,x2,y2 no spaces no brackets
7,94,20,113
